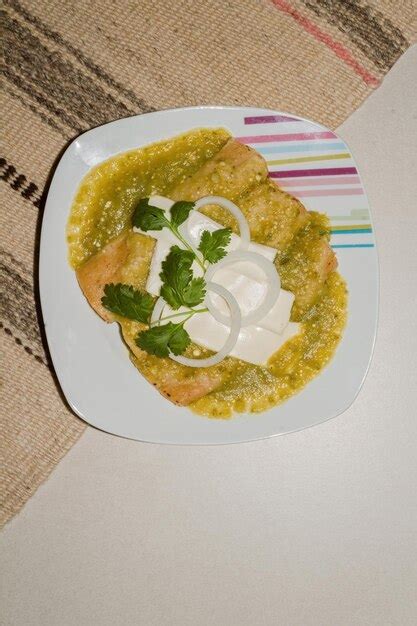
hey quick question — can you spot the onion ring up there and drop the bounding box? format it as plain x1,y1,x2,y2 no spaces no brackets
204,250,280,327
193,196,250,250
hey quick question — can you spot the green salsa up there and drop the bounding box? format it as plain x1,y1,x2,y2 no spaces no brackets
68,128,347,419
68,128,230,268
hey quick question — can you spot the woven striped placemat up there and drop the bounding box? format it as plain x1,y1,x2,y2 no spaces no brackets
1,0,416,527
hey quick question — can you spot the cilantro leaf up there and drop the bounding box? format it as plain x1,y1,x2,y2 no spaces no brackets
182,276,206,308
167,325,191,355
136,322,191,357
159,246,206,310
170,200,195,228
132,198,170,231
101,283,154,323
198,228,232,264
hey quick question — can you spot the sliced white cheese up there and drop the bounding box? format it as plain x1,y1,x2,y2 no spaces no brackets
146,195,174,211
255,288,295,334
185,312,300,366
145,233,280,298
208,268,295,335
184,210,276,264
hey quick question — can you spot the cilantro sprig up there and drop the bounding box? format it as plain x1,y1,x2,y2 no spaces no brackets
170,201,195,228
132,198,195,231
160,246,206,310
101,283,154,324
101,197,234,359
132,198,203,268
135,321,191,357
198,228,232,264
132,197,233,272
131,198,168,231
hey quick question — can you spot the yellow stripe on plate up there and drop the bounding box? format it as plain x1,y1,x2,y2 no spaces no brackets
331,223,372,231
267,152,351,166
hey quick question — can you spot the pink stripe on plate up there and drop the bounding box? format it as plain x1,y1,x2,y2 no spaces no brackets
278,175,361,187
244,115,299,124
270,166,357,178
237,131,336,143
292,188,365,198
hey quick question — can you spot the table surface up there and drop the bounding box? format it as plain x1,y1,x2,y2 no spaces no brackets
1,46,416,626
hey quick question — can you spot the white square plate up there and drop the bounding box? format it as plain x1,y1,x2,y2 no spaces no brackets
39,106,378,444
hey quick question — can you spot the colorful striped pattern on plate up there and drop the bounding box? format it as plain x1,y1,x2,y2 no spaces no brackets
239,115,374,250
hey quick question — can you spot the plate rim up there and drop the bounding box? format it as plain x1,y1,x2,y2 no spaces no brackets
39,105,379,444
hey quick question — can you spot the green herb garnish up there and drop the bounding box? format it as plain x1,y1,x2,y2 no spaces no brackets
132,197,205,269
198,228,232,264
170,200,195,228
105,198,232,358
132,198,170,231
159,246,206,310
101,283,154,324
136,321,191,357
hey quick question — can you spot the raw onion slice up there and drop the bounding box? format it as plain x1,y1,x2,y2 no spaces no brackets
204,250,281,327
148,195,174,211
150,296,168,326
193,196,250,250
150,283,241,368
